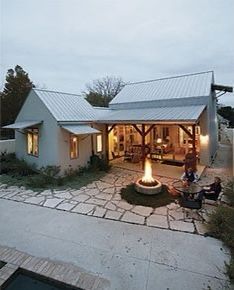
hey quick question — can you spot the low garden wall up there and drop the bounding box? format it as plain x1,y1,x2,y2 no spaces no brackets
0,139,15,154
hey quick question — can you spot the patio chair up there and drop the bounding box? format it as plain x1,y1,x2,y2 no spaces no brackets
111,151,120,159
123,151,133,162
179,196,202,209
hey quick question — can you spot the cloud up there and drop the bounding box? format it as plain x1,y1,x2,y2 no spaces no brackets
1,0,234,105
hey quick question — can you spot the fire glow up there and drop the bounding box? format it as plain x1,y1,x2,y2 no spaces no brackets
135,158,162,194
142,159,155,184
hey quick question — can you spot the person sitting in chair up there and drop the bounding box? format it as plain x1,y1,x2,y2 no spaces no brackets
181,167,199,184
196,177,222,202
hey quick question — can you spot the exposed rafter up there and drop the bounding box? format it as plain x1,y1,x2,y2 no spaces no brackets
178,125,193,139
132,124,143,136
107,124,116,134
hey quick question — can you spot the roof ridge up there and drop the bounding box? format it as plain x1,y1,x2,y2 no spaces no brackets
33,88,82,97
126,70,214,86
107,104,205,111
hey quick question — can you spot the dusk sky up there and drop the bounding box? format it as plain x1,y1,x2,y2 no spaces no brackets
1,0,234,105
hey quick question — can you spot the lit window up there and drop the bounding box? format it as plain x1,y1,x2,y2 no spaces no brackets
27,129,39,156
70,135,78,159
96,134,102,153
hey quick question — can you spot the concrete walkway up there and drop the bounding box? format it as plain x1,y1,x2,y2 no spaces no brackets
0,143,232,289
0,199,231,290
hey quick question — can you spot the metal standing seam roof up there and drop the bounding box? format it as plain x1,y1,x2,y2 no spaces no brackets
110,71,213,105
60,124,101,135
97,105,206,123
34,89,98,121
3,120,43,129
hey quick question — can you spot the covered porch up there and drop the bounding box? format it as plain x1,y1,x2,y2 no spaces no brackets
98,104,208,177
111,156,205,180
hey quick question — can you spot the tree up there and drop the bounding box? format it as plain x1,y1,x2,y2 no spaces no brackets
84,76,125,107
218,106,234,128
0,65,34,138
1,65,34,125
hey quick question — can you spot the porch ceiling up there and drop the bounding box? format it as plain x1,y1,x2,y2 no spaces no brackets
97,105,206,124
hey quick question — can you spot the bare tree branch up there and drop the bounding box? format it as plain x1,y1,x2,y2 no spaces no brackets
84,76,125,107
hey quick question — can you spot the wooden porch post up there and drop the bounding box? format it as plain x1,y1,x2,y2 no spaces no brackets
105,124,109,161
141,124,146,170
179,124,197,170
192,124,196,154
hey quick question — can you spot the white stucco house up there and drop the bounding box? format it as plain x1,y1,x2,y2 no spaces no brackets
3,71,232,174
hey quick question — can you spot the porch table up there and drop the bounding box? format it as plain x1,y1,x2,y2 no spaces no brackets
172,180,203,209
172,180,202,196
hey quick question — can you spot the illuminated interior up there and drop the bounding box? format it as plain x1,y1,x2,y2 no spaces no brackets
108,124,201,162
70,135,78,159
27,129,39,156
96,134,103,153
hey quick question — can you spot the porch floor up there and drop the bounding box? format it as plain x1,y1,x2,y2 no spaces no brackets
111,157,205,180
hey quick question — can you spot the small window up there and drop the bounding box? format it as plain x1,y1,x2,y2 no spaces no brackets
27,129,39,156
70,135,78,159
96,134,103,153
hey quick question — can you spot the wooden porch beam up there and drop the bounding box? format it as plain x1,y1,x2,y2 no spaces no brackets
145,124,155,136
179,125,193,139
132,124,143,136
107,124,116,134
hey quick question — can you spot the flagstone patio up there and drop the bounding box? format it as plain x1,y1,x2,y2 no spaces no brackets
0,167,216,236
0,143,231,236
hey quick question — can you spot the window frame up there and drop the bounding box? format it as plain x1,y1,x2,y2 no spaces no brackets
96,134,103,153
69,134,79,159
27,128,39,157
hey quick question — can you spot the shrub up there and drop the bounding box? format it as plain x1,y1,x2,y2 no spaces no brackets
89,154,111,172
223,179,234,206
208,205,234,281
27,174,50,188
227,257,234,281
208,206,234,248
0,152,35,176
26,165,61,188
64,165,80,179
40,165,61,178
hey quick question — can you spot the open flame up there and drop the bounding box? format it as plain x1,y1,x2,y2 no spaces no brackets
142,159,155,183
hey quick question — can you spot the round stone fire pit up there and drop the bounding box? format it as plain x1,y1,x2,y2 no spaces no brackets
135,178,162,195
134,159,162,195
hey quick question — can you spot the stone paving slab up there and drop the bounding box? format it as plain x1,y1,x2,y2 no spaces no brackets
72,203,96,214
132,205,153,217
56,202,76,211
121,212,145,225
169,220,195,233
105,210,122,220
43,198,63,208
147,214,168,229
